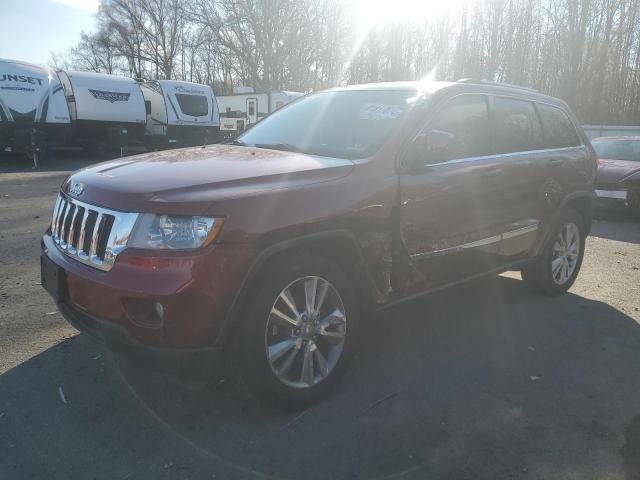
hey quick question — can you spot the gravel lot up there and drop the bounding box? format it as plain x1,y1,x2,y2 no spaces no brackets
1,153,640,480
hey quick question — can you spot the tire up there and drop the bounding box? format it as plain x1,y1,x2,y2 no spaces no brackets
229,254,359,409
521,208,586,295
627,188,640,217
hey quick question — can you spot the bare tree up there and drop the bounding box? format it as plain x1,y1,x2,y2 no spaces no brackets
54,0,640,123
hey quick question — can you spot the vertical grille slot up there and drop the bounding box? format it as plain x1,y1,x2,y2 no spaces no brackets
68,206,85,252
82,211,98,255
48,194,138,271
50,196,62,237
55,200,68,241
61,203,76,247
96,215,115,260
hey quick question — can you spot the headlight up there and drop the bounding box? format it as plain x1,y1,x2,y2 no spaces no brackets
129,214,224,250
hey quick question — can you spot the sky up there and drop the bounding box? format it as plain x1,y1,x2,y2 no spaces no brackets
0,0,99,67
0,0,460,70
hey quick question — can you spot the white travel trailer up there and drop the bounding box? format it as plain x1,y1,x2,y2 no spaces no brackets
0,58,70,166
217,89,304,139
140,80,220,148
57,70,147,153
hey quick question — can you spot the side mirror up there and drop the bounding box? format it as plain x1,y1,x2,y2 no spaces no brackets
404,132,428,169
424,129,456,164
405,129,456,169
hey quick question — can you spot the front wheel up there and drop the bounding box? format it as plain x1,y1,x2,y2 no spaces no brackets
231,255,358,408
522,209,586,295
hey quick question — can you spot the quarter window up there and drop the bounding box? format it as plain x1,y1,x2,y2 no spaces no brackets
419,95,492,164
491,97,543,154
537,103,580,148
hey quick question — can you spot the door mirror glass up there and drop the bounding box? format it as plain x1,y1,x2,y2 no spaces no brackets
405,129,456,168
425,129,456,163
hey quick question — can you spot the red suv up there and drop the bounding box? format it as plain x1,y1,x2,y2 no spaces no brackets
41,81,596,406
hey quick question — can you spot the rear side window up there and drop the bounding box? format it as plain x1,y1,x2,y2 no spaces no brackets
491,97,543,154
422,94,492,163
537,103,580,148
175,94,208,117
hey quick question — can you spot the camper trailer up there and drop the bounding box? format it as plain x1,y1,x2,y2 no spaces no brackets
57,70,147,154
140,80,220,148
217,89,304,139
0,58,70,166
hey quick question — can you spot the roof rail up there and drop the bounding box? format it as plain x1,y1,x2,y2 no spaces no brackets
456,78,540,93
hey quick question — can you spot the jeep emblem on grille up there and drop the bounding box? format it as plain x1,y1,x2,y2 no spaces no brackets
68,182,84,196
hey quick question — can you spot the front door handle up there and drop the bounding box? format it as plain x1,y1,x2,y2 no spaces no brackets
549,158,564,166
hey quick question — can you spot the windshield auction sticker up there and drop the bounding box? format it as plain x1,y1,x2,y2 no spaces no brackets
359,103,404,120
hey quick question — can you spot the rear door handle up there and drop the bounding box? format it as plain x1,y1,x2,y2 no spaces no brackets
549,158,564,166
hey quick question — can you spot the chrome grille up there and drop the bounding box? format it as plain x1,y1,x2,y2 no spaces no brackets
50,194,139,271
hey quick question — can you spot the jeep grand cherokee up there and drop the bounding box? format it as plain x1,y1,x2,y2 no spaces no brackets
41,80,596,406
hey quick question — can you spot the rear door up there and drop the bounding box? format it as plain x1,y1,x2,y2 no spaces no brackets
487,95,549,257
535,103,587,205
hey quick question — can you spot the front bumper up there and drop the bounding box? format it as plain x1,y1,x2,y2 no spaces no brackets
41,232,255,352
58,301,221,370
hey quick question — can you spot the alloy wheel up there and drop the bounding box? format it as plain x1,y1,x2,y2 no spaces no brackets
264,276,347,389
551,222,580,285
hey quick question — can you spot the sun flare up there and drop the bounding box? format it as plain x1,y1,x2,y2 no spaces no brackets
352,0,467,29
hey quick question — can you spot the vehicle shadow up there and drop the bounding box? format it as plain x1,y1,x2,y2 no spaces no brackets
590,218,640,244
2,276,640,480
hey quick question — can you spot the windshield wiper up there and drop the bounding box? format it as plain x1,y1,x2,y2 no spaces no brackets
253,143,302,153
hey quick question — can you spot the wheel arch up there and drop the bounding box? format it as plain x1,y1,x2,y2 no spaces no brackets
531,190,593,258
561,191,593,234
215,230,375,346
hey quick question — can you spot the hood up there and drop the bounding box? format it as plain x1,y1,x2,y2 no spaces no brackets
596,158,640,186
62,145,355,214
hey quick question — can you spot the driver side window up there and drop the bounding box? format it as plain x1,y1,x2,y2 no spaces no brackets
406,95,492,167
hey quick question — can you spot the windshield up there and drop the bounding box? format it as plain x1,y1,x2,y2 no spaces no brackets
592,139,640,161
237,90,417,159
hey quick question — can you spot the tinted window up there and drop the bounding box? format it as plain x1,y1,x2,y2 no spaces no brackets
238,90,416,159
492,97,543,153
175,94,208,117
537,103,580,148
420,94,492,164
592,139,640,161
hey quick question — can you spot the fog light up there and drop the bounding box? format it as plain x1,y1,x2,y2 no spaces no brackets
122,298,165,328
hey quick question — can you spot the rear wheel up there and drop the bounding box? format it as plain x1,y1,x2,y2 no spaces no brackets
522,209,585,295
231,255,358,408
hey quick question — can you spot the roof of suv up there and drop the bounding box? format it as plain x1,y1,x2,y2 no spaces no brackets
329,81,454,92
329,80,564,106
592,136,640,141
